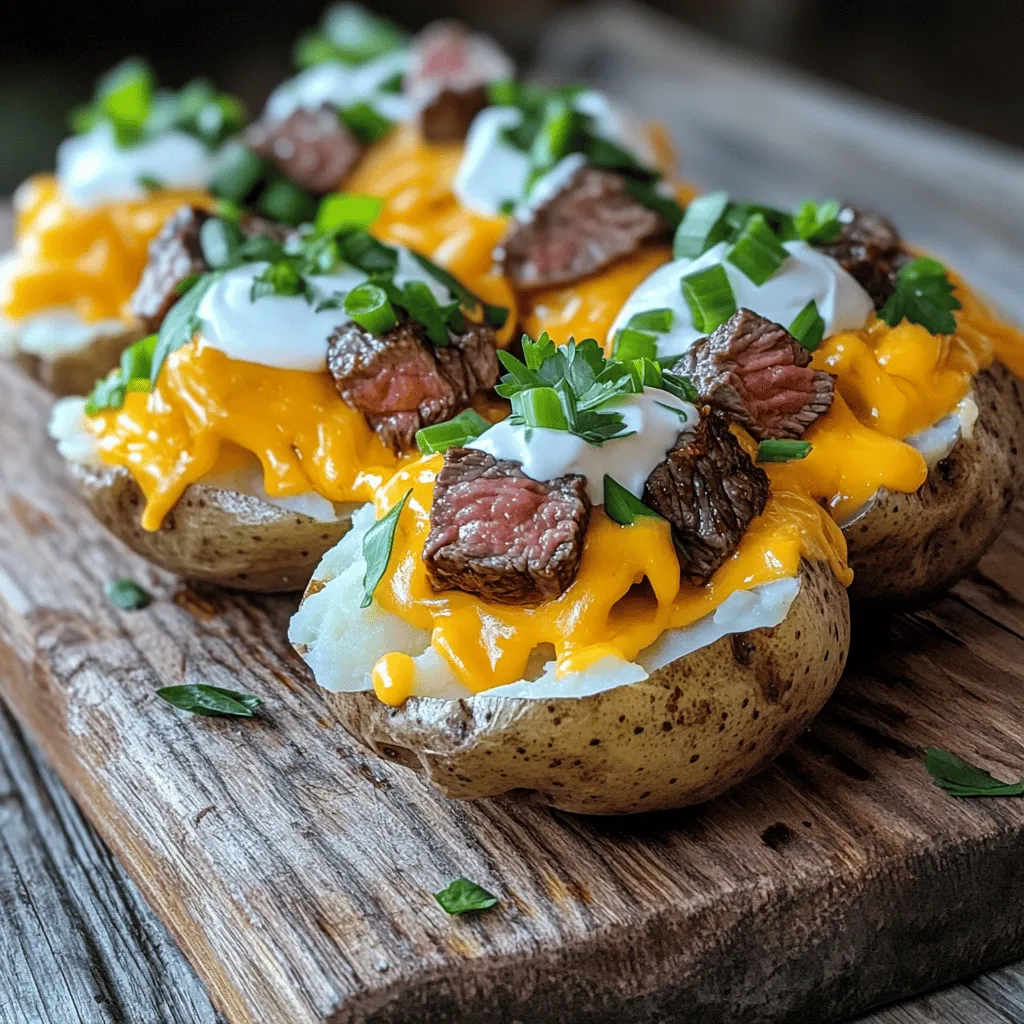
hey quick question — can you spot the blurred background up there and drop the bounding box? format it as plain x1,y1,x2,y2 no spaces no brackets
2,0,1023,192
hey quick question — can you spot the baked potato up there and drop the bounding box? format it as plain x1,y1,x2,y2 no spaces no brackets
844,362,1024,603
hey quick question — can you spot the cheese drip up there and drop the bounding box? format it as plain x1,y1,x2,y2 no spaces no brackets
1,176,213,324
86,338,404,530
368,454,850,699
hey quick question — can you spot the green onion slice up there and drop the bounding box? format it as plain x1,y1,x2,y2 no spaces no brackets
344,283,398,335
361,490,411,609
209,144,269,204
603,475,662,526
673,191,730,259
756,439,812,463
680,264,736,333
726,213,789,285
415,409,491,455
612,328,658,363
316,193,383,233
257,177,318,226
339,101,393,144
789,299,826,351
627,308,675,333
511,387,569,431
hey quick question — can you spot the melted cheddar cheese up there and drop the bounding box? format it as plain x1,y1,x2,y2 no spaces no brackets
368,454,851,703
1,175,213,324
86,338,404,530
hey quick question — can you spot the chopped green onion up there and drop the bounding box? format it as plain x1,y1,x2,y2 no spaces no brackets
344,283,398,335
209,144,269,204
361,490,411,609
603,475,662,526
415,409,491,455
626,357,663,391
294,5,408,68
487,78,521,107
214,198,244,222
198,217,243,270
627,308,675,333
624,179,684,230
673,191,730,259
612,328,658,363
391,279,452,346
97,58,154,147
339,101,393,144
660,371,699,403
105,578,151,611
408,250,509,329
726,213,789,285
529,98,576,172
791,199,842,244
250,261,304,301
789,299,826,351
511,387,569,431
680,264,736,333
257,177,318,226
85,333,158,414
316,193,383,233
756,439,812,463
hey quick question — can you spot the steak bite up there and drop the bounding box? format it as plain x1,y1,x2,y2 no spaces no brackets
643,409,769,584
406,20,513,143
327,319,499,452
500,164,671,289
424,447,591,604
245,106,363,194
816,205,911,309
130,206,210,331
672,308,834,440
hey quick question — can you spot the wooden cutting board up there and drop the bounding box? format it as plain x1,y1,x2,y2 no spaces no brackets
3,358,1024,1024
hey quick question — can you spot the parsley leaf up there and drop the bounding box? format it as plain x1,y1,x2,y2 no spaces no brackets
789,199,842,244
879,257,961,335
924,747,1024,797
150,273,219,384
361,490,411,608
434,878,499,915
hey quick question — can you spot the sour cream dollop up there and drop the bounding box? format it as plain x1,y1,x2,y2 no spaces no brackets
610,240,874,360
195,247,455,371
453,91,659,217
56,123,219,208
468,387,699,505
264,52,411,125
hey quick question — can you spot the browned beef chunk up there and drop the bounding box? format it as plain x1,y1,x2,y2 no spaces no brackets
500,165,670,289
816,205,911,309
423,447,590,604
326,319,499,452
643,409,769,584
129,206,209,331
245,106,363,194
672,308,834,441
406,20,512,143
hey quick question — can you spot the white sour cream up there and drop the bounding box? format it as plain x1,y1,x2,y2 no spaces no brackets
610,240,875,360
288,504,802,700
468,387,698,505
453,90,659,217
264,52,411,125
56,123,219,208
195,247,454,371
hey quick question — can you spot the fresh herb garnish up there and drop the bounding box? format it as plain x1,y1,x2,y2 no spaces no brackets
105,578,151,611
416,409,491,455
612,328,657,362
86,333,158,414
879,256,961,336
603,475,662,526
210,145,271,205
316,192,382,233
157,684,264,718
136,174,163,193
344,283,398,334
756,439,812,463
680,264,737,333
199,218,244,270
258,177,319,226
626,308,675,333
434,878,499,915
789,299,826,351
673,191,730,259
726,212,789,285
149,274,219,384
790,199,842,244
409,252,509,329
293,3,408,68
339,101,394,144
924,746,1024,797
361,490,411,608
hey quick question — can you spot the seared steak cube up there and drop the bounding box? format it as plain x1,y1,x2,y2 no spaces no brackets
327,319,499,452
424,447,591,604
500,164,670,289
130,206,210,331
245,106,363,195
406,20,512,143
672,308,834,440
816,205,910,309
644,409,769,584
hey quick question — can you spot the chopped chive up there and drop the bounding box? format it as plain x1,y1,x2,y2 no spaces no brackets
530,97,575,172
415,409,491,455
726,213,789,285
680,264,736,333
344,283,397,335
789,299,826,351
198,217,243,270
626,357,663,391
756,439,812,463
603,475,662,526
612,328,658,363
339,101,393,144
257,177,318,226
627,308,675,333
105,578,151,611
210,145,269,204
511,387,569,431
673,191,730,259
316,193,383,233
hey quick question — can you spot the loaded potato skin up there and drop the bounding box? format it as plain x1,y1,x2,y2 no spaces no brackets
325,558,848,815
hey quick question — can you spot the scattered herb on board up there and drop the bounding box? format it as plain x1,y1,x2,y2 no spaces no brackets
157,684,264,718
924,747,1024,797
434,878,500,915
105,578,151,610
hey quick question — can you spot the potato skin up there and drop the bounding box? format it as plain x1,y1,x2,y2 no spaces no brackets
71,462,353,592
845,363,1024,604
13,322,144,397
326,558,850,815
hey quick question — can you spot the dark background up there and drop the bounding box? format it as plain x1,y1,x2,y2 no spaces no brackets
2,0,1022,192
